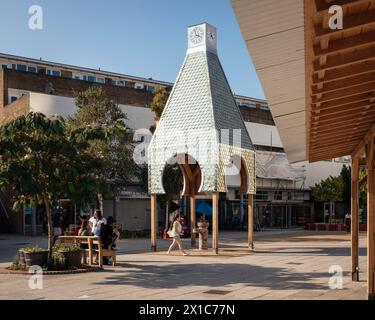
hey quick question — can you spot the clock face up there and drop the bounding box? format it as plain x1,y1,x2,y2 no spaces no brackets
189,26,204,44
208,30,216,41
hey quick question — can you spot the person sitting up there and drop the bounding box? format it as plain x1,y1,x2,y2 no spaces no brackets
99,216,115,265
90,209,106,236
78,219,90,236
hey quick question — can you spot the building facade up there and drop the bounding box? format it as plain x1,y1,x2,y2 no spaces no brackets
0,53,347,234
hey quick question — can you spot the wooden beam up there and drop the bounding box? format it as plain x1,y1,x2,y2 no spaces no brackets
313,46,375,72
313,60,375,84
314,0,370,12
312,116,375,130
190,195,196,248
248,193,254,249
315,10,375,38
312,72,375,95
352,124,375,159
314,30,375,57
367,140,375,299
150,194,158,252
312,104,375,125
313,99,374,115
352,155,360,281
212,192,219,254
312,82,375,103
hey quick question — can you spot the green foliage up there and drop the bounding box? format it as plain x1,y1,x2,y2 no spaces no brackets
341,164,351,209
311,175,344,203
53,244,81,252
0,112,110,254
20,247,48,253
160,164,184,206
68,86,138,196
151,88,170,119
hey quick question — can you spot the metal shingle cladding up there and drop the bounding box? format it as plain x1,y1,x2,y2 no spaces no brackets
148,49,256,194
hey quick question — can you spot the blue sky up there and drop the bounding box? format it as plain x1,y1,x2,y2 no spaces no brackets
0,0,265,99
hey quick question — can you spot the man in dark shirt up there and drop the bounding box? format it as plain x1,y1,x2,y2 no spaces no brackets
99,216,114,265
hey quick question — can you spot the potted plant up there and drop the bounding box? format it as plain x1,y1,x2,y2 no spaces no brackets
54,244,82,268
21,247,49,267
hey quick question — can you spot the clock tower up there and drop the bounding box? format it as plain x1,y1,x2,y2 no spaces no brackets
187,23,217,55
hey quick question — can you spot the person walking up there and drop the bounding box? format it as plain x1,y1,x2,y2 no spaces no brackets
167,214,188,256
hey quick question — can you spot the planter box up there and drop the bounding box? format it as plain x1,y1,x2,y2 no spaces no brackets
24,251,48,267
59,250,82,268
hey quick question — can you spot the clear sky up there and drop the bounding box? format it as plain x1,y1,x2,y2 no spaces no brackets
0,0,265,99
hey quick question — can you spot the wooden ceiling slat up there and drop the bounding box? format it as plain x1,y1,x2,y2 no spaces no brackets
312,81,375,103
313,60,375,84
312,92,375,109
314,30,375,56
314,0,371,12
312,116,375,129
315,9,375,38
313,100,374,115
313,106,375,122
312,71,375,94
312,125,370,137
313,46,375,72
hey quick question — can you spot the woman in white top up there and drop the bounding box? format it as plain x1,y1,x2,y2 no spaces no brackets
167,214,188,256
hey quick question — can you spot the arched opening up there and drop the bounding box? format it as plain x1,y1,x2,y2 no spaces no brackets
223,155,248,230
160,154,203,247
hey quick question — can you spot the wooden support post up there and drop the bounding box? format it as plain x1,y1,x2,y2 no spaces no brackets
352,156,360,281
368,154,375,300
190,195,196,248
151,194,158,252
248,194,254,249
212,192,219,254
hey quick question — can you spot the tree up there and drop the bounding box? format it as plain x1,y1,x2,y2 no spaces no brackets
340,164,351,211
311,175,344,203
0,112,108,257
161,164,183,228
150,87,170,120
68,86,138,212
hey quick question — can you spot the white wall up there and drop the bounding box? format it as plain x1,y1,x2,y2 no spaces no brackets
28,92,154,130
245,122,283,148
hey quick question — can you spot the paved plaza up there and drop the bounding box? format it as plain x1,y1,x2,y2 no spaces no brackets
0,230,368,300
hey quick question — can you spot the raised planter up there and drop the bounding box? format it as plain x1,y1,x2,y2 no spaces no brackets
58,250,83,268
24,250,48,267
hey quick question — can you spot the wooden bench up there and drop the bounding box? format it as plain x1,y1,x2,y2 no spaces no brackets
91,237,117,268
58,236,93,265
58,236,117,268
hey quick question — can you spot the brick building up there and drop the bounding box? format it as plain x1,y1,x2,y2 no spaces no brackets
0,53,346,234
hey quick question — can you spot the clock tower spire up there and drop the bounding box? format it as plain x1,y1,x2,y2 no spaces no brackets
187,23,217,55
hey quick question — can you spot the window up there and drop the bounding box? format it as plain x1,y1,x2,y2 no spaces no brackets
260,104,269,110
146,85,155,92
96,77,105,84
135,83,144,90
256,191,268,201
274,191,283,200
10,96,17,103
2,64,7,69
12,64,27,72
112,80,125,87
27,66,37,73
87,75,96,82
46,69,61,77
